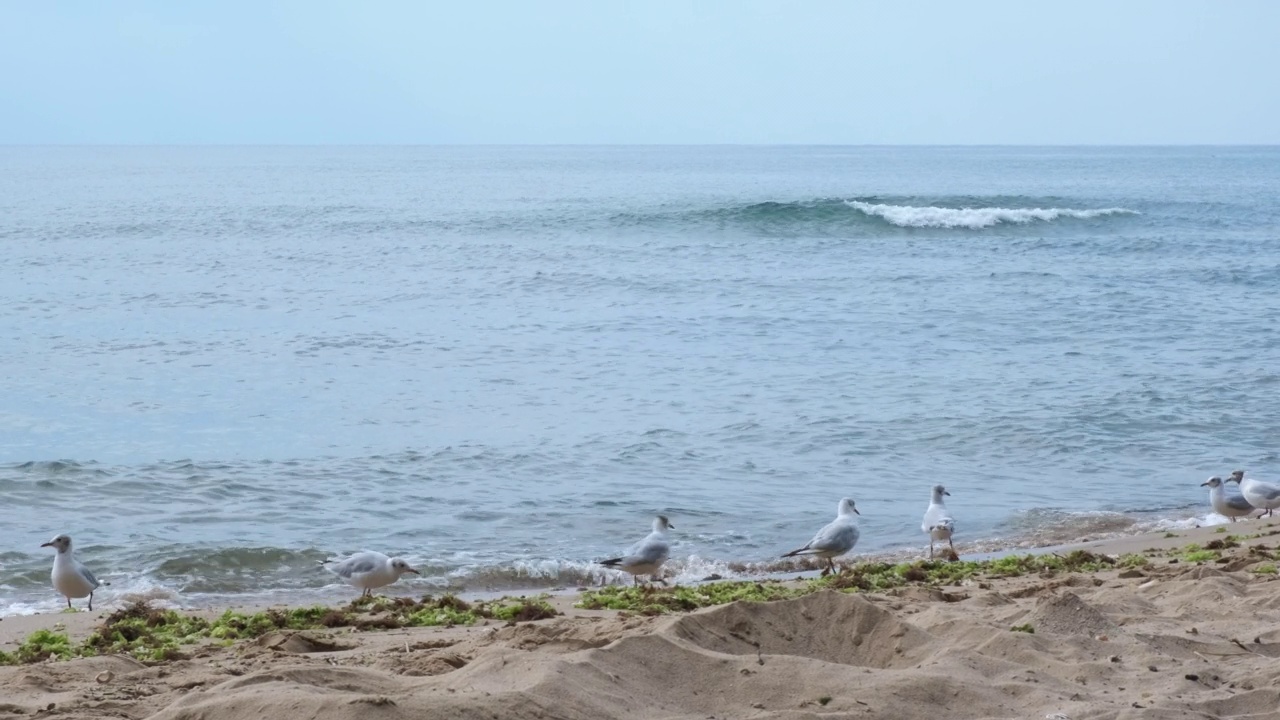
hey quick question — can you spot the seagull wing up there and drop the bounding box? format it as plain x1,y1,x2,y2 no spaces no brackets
606,531,670,567
922,503,954,533
785,519,858,556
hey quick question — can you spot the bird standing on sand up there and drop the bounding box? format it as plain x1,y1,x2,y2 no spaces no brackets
600,515,674,586
922,485,956,559
783,497,861,576
1227,470,1280,518
321,551,420,598
41,534,104,611
1201,476,1255,522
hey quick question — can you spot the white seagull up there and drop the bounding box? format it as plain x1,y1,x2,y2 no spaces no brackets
600,515,674,586
321,551,420,598
783,497,861,576
41,534,104,611
922,484,956,559
1201,476,1255,522
1227,469,1280,518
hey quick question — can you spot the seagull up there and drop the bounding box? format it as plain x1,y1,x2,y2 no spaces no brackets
922,485,956,559
1227,470,1280,519
783,497,861,576
321,551,420,597
41,534,104,611
599,515,674,586
1201,476,1255,522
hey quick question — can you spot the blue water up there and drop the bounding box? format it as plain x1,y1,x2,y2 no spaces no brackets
2,146,1279,613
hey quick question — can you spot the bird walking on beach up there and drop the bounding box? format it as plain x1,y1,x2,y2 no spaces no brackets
599,515,674,586
41,534,103,611
1201,476,1255,522
1227,470,1280,518
782,497,860,576
922,485,955,559
321,551,420,598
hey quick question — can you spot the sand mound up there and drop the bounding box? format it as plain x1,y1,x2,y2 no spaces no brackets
257,630,355,654
667,590,935,669
142,591,1122,720
1026,591,1119,637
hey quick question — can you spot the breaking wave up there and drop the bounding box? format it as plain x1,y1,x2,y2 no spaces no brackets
845,201,1137,229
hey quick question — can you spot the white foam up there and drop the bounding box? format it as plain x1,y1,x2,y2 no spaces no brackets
0,576,181,617
845,201,1136,229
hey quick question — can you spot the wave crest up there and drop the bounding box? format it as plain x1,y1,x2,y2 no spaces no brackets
845,201,1136,229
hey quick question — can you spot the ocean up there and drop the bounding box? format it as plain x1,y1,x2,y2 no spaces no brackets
2,145,1278,614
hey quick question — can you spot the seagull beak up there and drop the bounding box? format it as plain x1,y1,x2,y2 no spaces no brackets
944,491,951,496
853,508,861,515
406,568,421,575
668,523,675,529
40,542,53,548
1200,481,1210,487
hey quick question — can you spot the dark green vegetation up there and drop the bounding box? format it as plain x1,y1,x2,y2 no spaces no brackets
1010,624,1035,634
0,594,557,666
578,551,1128,615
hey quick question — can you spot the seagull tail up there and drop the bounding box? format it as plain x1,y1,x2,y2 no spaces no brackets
599,557,624,568
781,546,810,558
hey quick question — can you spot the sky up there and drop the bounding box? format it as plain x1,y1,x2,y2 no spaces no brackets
1,1,1277,145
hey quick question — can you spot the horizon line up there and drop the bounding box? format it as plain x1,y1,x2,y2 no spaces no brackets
2,142,1279,149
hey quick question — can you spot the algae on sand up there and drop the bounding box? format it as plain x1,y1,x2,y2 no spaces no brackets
1,594,560,667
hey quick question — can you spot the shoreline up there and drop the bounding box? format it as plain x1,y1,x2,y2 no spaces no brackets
3,516,1279,718
5,514,1276,648
0,504,1237,619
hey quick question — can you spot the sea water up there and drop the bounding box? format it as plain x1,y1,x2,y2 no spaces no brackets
2,145,1278,613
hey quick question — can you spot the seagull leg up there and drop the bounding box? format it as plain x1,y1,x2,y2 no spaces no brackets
88,592,94,611
949,538,955,553
66,596,72,611
828,558,836,575
929,541,934,559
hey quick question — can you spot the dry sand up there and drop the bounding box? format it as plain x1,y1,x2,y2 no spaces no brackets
4,518,1280,720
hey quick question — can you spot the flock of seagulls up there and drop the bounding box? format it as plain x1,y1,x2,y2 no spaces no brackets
1202,470,1280,521
33,471,1280,609
605,486,957,584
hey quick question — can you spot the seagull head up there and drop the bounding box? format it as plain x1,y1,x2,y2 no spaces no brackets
653,515,674,532
1227,470,1245,484
1201,476,1223,488
389,558,420,576
838,497,860,516
40,534,72,553
932,484,950,500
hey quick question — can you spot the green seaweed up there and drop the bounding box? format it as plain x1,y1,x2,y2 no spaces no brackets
14,629,74,663
1010,623,1035,634
1182,548,1218,563
577,552,1122,615
578,581,802,615
1,594,560,667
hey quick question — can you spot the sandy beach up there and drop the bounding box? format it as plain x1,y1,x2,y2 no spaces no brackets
3,517,1280,720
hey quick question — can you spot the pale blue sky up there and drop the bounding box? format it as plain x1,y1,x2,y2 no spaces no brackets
2,1,1276,144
